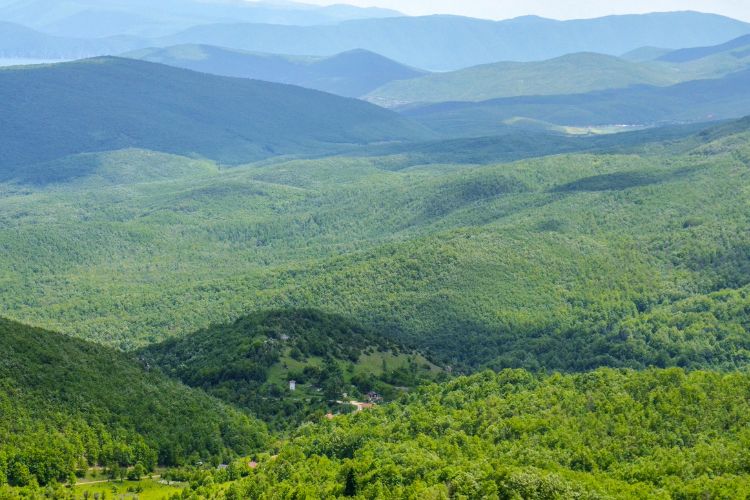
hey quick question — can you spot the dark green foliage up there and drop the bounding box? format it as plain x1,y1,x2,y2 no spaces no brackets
126,45,426,98
0,317,267,486
141,310,438,429
0,57,430,174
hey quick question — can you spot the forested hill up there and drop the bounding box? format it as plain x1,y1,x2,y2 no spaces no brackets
407,68,750,136
141,309,442,429
209,368,750,498
125,45,427,98
0,317,268,487
0,57,431,171
366,52,684,106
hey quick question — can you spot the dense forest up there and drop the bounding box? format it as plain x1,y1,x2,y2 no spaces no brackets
2,119,749,371
217,368,750,498
141,309,442,429
3,8,750,497
0,318,267,487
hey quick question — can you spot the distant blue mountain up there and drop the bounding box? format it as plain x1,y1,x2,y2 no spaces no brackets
0,57,431,170
0,0,403,37
659,34,750,62
405,69,750,136
2,9,749,70
124,45,426,97
159,12,750,70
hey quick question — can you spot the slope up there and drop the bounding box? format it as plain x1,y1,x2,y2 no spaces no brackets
209,369,750,498
2,118,750,374
141,309,442,430
157,12,750,71
125,45,426,98
660,33,750,62
366,52,685,106
0,317,267,487
0,57,430,173
406,68,750,136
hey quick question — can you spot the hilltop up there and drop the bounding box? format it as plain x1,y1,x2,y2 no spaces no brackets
125,45,426,98
0,57,430,173
366,52,684,106
141,309,442,429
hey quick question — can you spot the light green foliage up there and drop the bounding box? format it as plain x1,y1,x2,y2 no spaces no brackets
170,369,750,498
1,123,750,373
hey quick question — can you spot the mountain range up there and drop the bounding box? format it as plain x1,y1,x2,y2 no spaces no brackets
1,11,749,70
155,12,750,70
0,0,402,37
125,45,426,98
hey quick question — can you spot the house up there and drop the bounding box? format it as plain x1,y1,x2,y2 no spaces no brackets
248,461,258,469
366,391,383,403
352,401,375,412
289,380,296,391
325,412,335,420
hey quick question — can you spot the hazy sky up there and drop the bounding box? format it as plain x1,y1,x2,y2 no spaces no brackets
301,0,750,22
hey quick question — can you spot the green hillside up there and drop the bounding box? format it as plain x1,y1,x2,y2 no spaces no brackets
141,309,442,430
366,52,684,106
0,317,267,487
0,57,430,173
406,69,750,136
196,369,750,498
2,118,750,374
125,45,426,98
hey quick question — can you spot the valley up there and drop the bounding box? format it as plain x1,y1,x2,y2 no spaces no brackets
2,2,750,498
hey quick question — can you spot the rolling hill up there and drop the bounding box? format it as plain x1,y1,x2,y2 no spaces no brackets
2,116,750,373
157,12,750,71
0,56,431,172
0,316,267,486
405,68,750,136
0,21,142,59
659,33,750,63
141,309,442,429
125,45,426,98
0,0,402,38
366,52,685,107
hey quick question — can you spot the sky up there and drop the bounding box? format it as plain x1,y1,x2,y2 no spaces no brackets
301,0,750,22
